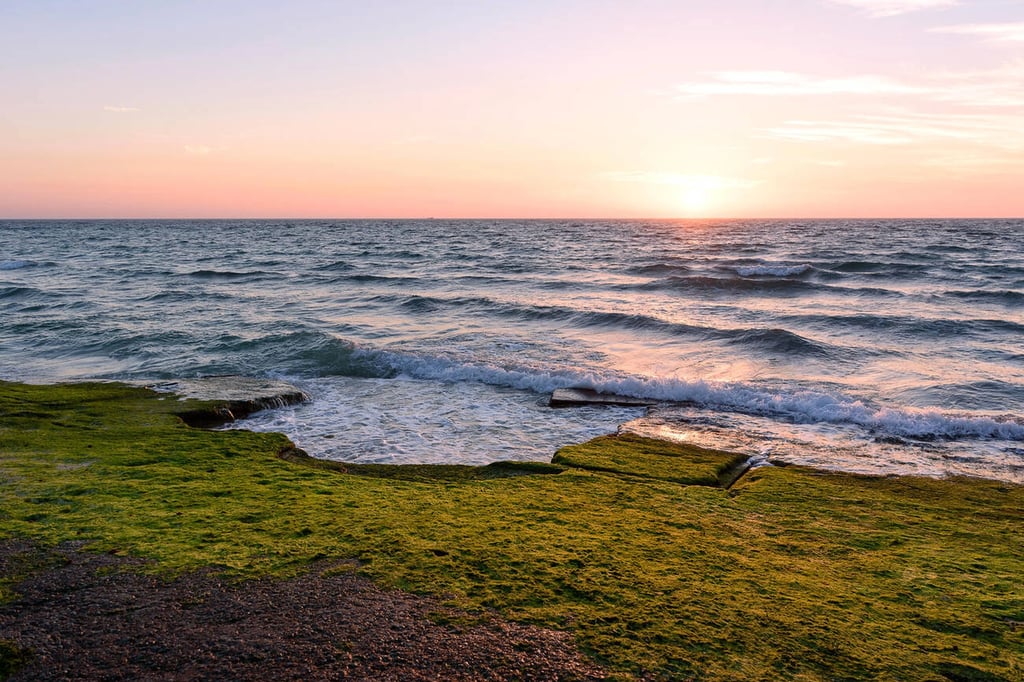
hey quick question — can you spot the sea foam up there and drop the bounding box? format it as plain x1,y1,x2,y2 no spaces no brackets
353,347,1024,442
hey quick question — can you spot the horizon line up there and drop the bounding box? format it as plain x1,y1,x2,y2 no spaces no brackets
2,215,1022,222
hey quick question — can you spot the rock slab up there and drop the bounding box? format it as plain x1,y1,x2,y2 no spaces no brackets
549,388,656,408
143,376,309,426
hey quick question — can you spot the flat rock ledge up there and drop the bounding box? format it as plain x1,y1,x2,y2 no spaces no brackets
143,376,309,427
549,388,656,408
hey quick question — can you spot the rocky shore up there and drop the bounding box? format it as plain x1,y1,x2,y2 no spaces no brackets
141,376,309,427
1,379,1021,680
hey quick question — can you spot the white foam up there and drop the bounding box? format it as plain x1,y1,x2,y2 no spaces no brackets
735,263,812,277
229,376,642,464
358,349,1024,441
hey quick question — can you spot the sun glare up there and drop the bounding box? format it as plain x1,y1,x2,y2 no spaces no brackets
682,187,711,217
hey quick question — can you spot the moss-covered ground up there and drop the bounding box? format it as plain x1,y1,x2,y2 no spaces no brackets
1,380,1021,680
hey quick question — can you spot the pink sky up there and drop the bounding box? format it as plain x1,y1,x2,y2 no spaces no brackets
2,0,1022,218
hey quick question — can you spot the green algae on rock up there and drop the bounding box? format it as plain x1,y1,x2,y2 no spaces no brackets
1,380,1021,681
553,432,750,487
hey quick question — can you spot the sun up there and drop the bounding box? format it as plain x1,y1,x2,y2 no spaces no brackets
682,186,711,216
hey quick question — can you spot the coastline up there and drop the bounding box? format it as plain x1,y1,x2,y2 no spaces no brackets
1,380,1021,680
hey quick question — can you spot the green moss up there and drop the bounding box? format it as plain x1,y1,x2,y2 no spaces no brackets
282,447,566,481
553,432,749,486
1,380,1022,680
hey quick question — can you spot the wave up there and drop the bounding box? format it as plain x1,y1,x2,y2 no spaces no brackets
631,261,820,280
780,312,1024,339
927,380,1024,411
316,346,1024,442
369,294,838,357
823,260,931,280
637,275,864,297
397,295,441,313
194,327,1012,441
136,290,235,303
323,273,423,286
626,262,692,276
212,331,391,378
828,260,889,273
0,285,44,300
944,289,1024,307
648,275,811,293
184,269,281,281
0,259,34,271
314,261,354,272
69,330,198,360
723,327,831,356
734,263,813,277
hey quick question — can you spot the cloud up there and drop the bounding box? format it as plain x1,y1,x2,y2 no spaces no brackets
763,121,914,145
675,71,929,98
827,0,959,17
920,153,1024,171
929,61,1024,107
930,22,1024,43
763,111,1024,149
604,171,762,190
103,105,140,113
673,65,1024,108
184,145,214,156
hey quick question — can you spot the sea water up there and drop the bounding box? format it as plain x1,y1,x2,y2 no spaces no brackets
2,219,1022,482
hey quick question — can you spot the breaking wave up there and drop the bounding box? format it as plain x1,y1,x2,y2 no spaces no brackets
297,341,1024,442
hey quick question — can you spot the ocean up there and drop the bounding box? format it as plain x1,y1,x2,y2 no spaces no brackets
2,219,1022,483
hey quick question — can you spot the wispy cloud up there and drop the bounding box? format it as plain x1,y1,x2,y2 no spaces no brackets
603,171,762,190
827,0,959,18
763,121,914,145
930,61,1024,107
920,152,1024,172
673,66,1024,108
763,111,1024,149
103,105,140,113
674,71,928,98
930,22,1024,43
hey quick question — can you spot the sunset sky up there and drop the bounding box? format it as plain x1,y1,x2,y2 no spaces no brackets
2,0,1022,218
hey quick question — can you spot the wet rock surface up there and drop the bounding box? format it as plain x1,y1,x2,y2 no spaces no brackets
548,388,656,409
143,376,310,426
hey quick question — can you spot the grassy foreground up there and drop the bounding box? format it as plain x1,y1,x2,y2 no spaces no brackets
1,380,1022,680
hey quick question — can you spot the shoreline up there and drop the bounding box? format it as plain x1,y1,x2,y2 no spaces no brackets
1,379,1021,680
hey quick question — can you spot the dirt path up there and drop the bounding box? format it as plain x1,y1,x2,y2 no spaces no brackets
0,542,607,681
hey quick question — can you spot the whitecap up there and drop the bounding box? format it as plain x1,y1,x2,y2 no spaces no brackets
350,348,1024,442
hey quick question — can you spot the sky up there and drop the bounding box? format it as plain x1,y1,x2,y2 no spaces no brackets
1,0,1022,219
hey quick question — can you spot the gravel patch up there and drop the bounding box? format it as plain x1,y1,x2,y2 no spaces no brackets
0,541,608,681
